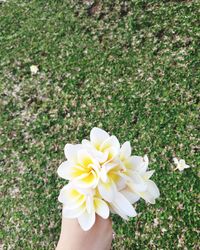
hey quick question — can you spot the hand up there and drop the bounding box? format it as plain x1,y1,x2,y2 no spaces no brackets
56,214,113,250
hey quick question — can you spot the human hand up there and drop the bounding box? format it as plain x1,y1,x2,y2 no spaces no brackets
56,214,113,250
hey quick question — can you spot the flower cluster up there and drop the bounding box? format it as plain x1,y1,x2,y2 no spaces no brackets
57,128,160,231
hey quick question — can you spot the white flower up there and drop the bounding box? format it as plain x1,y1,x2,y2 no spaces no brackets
81,127,123,202
58,183,109,231
119,142,148,193
135,169,160,204
57,144,100,188
173,158,190,171
130,155,159,204
119,150,160,204
82,127,120,163
98,161,124,202
30,65,39,75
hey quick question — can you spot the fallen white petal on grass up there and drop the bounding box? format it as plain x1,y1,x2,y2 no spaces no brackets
30,65,39,75
173,157,190,171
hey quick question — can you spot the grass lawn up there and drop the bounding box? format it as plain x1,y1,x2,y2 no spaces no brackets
0,0,199,249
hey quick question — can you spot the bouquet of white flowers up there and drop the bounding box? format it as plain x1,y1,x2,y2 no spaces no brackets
57,127,160,231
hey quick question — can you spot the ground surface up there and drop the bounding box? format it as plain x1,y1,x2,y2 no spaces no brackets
0,0,199,249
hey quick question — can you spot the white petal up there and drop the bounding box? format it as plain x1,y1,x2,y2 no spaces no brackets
120,141,132,160
76,187,94,196
86,195,94,214
82,139,92,148
184,164,190,169
90,127,110,148
143,170,155,180
58,185,86,209
77,149,95,167
143,155,149,166
63,205,85,218
116,176,126,191
78,210,96,231
64,144,82,163
110,203,129,220
130,156,147,173
128,171,147,192
94,198,109,219
57,161,73,180
173,157,179,165
105,146,120,162
30,65,39,74
113,192,137,217
138,191,155,204
58,184,73,203
98,179,117,202
118,172,133,182
58,163,87,181
100,167,108,182
179,159,185,165
121,188,140,204
139,180,160,204
130,156,143,167
100,135,120,153
148,180,160,198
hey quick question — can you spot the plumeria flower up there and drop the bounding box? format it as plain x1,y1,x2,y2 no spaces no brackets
30,65,39,75
57,144,100,188
173,158,190,171
129,155,159,204
119,142,149,175
98,161,124,202
81,127,122,202
82,127,120,164
58,183,109,231
120,151,160,204
135,169,160,204
119,142,148,193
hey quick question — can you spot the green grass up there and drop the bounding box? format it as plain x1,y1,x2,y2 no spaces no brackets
0,0,199,249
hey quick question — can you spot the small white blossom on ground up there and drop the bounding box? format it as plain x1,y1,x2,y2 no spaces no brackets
161,228,167,233
153,218,159,227
173,158,190,171
30,65,39,75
